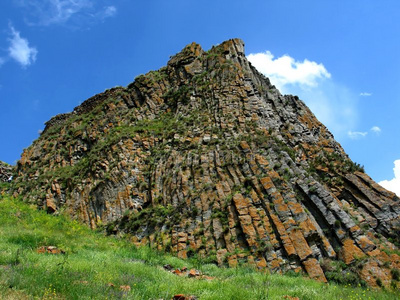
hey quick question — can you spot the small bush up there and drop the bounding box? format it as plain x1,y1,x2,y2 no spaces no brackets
376,278,383,287
391,268,400,281
326,270,366,287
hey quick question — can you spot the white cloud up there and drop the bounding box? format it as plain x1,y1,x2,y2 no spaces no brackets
0,57,5,66
379,160,400,197
344,126,380,139
347,131,368,139
360,92,372,96
16,0,116,26
7,26,37,67
247,51,331,90
371,126,381,134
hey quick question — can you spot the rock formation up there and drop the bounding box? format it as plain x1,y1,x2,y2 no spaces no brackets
0,161,13,183
13,39,400,287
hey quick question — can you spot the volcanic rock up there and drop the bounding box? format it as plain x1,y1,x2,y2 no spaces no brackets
12,39,400,286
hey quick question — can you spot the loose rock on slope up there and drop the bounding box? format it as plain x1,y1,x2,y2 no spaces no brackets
13,39,400,287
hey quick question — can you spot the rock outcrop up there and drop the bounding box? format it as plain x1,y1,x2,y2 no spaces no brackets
0,161,13,183
13,39,400,287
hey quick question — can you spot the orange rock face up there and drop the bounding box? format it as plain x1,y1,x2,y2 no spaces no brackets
339,239,366,265
303,258,327,282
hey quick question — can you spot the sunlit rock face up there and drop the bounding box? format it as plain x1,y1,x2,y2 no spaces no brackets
13,39,400,287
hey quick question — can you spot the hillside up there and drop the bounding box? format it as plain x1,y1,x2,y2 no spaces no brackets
11,38,400,287
1,195,399,299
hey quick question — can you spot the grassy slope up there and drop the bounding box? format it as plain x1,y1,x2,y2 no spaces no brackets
0,195,398,300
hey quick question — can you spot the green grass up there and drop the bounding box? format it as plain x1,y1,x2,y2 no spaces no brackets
0,195,398,299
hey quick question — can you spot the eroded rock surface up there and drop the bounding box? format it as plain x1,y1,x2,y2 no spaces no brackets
13,39,400,286
0,161,13,183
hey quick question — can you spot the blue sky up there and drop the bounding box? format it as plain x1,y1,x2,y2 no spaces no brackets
0,0,399,195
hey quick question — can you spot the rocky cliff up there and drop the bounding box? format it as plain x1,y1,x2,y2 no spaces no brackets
13,39,400,287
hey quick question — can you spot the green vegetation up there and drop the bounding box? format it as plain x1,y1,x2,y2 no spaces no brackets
307,148,365,180
0,195,399,299
109,204,177,235
0,182,10,194
320,258,367,288
163,85,193,108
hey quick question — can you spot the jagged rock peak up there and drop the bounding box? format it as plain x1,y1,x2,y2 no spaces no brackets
168,38,245,65
12,39,400,288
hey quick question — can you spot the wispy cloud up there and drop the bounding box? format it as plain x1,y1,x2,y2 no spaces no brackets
345,126,381,139
371,126,381,134
16,0,117,26
379,159,400,197
347,131,368,139
7,25,37,68
247,51,331,90
360,92,372,96
101,6,117,18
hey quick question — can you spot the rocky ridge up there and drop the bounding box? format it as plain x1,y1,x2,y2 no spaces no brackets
13,39,400,287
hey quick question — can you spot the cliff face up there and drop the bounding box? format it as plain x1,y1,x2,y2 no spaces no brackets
13,39,400,287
